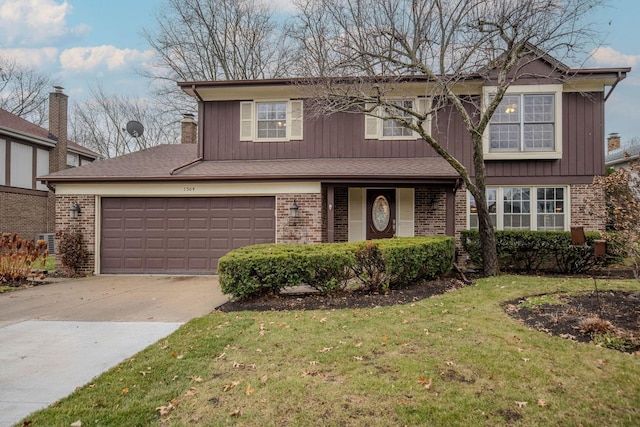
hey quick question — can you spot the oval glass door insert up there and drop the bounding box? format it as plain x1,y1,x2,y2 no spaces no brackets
372,195,390,232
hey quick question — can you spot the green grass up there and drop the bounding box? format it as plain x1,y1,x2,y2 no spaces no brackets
17,276,640,426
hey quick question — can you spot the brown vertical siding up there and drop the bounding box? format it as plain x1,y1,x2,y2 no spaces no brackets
201,92,606,184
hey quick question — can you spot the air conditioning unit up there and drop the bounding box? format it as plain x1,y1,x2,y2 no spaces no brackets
36,233,55,255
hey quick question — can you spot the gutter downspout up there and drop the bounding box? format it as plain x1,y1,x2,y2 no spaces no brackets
604,71,625,102
170,157,203,175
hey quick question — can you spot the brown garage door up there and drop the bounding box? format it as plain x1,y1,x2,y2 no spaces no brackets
100,197,275,274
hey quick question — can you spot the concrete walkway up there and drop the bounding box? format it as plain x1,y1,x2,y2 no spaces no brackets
0,275,228,426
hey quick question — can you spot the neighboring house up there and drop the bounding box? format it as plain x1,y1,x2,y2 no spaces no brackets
41,54,629,275
605,134,640,170
0,87,99,249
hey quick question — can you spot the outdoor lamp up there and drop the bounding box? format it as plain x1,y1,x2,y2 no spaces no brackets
289,200,299,218
69,202,81,219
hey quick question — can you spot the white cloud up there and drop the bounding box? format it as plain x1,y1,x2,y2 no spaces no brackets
60,45,154,72
590,46,640,67
0,0,87,46
0,47,59,67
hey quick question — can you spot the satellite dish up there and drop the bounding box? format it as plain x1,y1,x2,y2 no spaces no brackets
125,120,144,138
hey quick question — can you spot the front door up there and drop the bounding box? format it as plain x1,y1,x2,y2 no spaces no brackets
366,189,396,240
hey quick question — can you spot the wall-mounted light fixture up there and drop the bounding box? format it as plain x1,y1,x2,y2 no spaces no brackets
69,202,81,219
289,200,299,218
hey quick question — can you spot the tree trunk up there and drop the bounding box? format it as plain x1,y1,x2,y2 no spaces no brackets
471,135,499,276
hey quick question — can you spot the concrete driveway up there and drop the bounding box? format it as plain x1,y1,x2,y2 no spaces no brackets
0,275,228,426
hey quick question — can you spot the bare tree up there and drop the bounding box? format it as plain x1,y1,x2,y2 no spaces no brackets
292,0,603,275
70,85,181,158
142,0,294,115
0,56,58,126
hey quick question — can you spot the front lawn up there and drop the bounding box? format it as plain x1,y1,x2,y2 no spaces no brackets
18,276,640,426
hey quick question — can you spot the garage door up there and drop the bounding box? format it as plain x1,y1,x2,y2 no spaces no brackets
100,197,275,274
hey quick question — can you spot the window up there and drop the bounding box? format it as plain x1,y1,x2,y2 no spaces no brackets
483,85,562,159
67,152,79,168
240,100,303,142
36,148,49,190
536,187,564,231
0,139,5,186
382,100,414,138
10,142,32,189
468,186,567,231
469,188,497,229
365,97,431,140
489,94,554,152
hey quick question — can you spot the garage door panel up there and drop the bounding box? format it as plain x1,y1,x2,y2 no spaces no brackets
101,196,275,274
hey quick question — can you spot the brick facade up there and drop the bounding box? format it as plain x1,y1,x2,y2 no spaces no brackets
415,187,448,236
570,184,606,231
55,194,95,275
0,189,55,240
276,193,323,244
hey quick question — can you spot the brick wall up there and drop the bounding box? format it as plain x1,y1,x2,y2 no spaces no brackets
334,187,348,242
276,193,323,244
55,194,95,275
571,184,606,231
415,187,448,236
0,190,55,240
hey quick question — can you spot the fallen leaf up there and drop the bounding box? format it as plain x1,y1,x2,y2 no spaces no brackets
260,375,269,383
522,358,530,363
309,361,319,366
445,361,454,366
223,381,241,392
246,384,255,395
190,376,203,383
121,388,129,395
156,403,175,416
184,387,197,397
417,376,433,390
230,408,241,417
233,361,243,369
382,335,388,342
320,317,327,323
176,354,184,360
515,401,527,408
537,399,547,407
355,342,363,348
317,347,332,353
353,356,364,361
70,421,82,427
215,352,227,360
140,370,150,376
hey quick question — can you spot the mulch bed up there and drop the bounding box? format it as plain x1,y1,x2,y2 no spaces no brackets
217,277,469,312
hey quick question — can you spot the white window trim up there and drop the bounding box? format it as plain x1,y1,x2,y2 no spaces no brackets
467,185,570,231
364,97,432,141
482,84,563,160
239,99,303,142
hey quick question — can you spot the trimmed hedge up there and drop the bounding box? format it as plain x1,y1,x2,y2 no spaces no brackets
218,236,455,299
461,230,609,274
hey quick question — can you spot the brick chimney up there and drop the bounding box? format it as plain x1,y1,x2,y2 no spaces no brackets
181,113,197,144
49,86,68,172
607,133,621,152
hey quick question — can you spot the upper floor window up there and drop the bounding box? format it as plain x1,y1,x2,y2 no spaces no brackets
483,85,562,160
240,100,303,142
67,152,79,168
468,185,567,231
365,97,431,140
1,139,50,191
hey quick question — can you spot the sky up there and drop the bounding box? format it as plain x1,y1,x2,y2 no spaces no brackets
0,0,639,145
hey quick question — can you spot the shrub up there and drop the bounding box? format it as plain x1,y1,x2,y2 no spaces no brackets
0,232,48,284
219,237,454,300
56,230,87,277
461,230,607,274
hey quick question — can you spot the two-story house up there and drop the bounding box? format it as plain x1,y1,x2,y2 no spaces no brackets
40,54,629,275
1,87,99,250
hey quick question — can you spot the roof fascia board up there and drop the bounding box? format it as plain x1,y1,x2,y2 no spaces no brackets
0,126,55,147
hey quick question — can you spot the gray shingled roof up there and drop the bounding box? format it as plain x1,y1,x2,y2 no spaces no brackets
606,145,640,166
40,144,460,183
